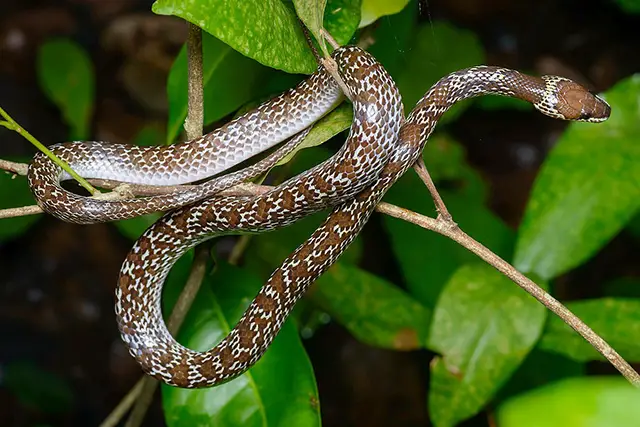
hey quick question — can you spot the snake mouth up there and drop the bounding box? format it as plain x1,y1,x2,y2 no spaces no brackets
577,93,611,123
593,94,612,120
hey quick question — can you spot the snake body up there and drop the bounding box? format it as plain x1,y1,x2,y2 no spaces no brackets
111,48,610,387
27,55,346,223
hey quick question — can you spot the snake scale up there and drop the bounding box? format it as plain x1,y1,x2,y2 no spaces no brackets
28,45,610,388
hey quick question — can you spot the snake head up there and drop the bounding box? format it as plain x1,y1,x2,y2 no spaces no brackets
539,76,611,123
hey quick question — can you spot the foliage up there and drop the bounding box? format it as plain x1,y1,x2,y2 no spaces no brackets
1,0,639,426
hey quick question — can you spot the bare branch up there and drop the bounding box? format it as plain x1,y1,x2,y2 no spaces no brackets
183,24,204,140
0,158,28,175
376,201,640,387
99,378,144,427
0,205,43,219
320,28,340,49
413,157,453,222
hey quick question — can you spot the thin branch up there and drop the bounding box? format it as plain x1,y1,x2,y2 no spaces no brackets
306,28,351,100
408,159,639,386
99,378,144,427
320,28,340,49
182,24,204,141
0,205,43,219
167,246,211,332
0,158,28,175
375,205,640,387
413,157,452,222
228,235,253,266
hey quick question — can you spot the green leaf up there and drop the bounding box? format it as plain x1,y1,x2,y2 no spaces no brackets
154,0,361,74
154,0,307,73
4,361,74,414
395,22,485,121
496,349,585,402
0,167,40,242
166,32,270,143
36,39,94,139
382,139,514,307
539,298,640,362
514,75,640,279
293,0,327,48
497,377,640,427
627,212,640,239
428,263,547,427
323,0,362,47
615,0,640,13
603,277,640,298
360,0,411,27
162,261,320,426
311,263,430,350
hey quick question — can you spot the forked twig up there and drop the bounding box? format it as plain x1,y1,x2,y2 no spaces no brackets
402,161,640,386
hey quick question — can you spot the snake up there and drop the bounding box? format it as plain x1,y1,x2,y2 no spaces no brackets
109,47,610,387
27,52,349,224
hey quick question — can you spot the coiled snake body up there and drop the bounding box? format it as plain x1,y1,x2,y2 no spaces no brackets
28,45,610,388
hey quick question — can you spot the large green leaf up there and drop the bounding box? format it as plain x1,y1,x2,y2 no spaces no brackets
615,0,640,13
36,39,94,140
294,0,361,52
603,277,640,298
293,0,327,46
427,263,546,427
496,349,585,402
395,22,484,121
154,0,360,74
153,0,314,73
0,167,40,241
311,263,431,350
162,261,320,426
4,361,74,414
166,32,269,143
360,0,411,27
539,298,640,362
497,377,640,427
323,0,361,47
514,75,640,279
